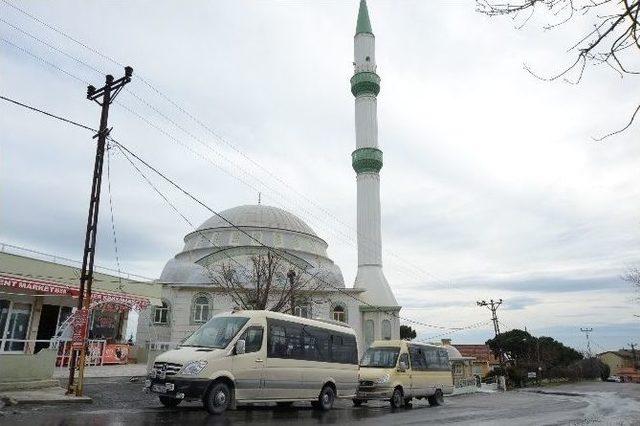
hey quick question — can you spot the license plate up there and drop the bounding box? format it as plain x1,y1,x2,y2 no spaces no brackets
152,384,166,393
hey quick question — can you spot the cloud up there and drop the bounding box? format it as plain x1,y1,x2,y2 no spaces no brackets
1,0,639,350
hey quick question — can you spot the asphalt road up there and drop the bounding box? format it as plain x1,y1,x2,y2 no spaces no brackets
1,379,639,425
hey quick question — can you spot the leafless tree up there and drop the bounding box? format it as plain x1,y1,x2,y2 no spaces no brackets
622,266,640,316
477,0,640,139
205,252,331,314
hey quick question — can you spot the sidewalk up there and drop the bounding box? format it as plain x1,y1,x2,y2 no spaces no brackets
0,387,92,406
53,363,148,379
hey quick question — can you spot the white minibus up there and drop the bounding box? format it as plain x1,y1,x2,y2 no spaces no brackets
355,340,454,408
144,310,359,414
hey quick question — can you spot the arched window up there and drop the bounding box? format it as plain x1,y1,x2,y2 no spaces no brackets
332,305,346,323
382,319,391,340
152,301,169,325
192,294,211,324
364,320,374,347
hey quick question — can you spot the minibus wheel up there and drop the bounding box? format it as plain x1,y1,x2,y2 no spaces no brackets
158,395,181,408
203,382,231,415
352,398,365,407
315,385,335,411
428,389,444,407
390,387,403,409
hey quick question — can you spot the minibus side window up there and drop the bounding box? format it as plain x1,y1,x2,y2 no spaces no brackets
239,326,263,353
409,346,428,371
398,352,409,369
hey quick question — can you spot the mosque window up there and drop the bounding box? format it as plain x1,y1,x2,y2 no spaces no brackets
294,304,312,319
364,320,374,347
192,294,211,324
382,319,391,340
153,301,170,325
332,304,347,323
365,56,370,62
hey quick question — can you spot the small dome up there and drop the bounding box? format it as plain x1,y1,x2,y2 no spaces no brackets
443,344,463,360
197,205,317,237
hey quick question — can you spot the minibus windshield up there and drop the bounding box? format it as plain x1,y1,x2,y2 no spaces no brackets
181,316,249,349
360,347,400,368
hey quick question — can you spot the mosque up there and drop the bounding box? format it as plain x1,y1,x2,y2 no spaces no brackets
136,0,400,355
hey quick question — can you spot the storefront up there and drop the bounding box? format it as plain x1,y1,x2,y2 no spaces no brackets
0,249,161,364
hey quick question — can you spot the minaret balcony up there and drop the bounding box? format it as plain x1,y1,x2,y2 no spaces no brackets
352,147,383,174
350,72,380,97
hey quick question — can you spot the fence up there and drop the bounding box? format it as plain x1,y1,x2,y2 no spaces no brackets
0,338,107,367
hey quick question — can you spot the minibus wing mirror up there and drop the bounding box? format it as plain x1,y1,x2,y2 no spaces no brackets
235,339,246,355
398,361,407,372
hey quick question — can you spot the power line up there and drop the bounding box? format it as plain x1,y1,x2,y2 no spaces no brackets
0,95,95,132
0,87,476,333
0,2,461,293
105,144,123,291
0,57,484,333
111,137,465,331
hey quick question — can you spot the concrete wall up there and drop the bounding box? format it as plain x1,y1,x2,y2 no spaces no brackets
0,348,56,384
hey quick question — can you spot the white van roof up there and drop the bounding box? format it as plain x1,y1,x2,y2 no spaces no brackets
219,309,356,334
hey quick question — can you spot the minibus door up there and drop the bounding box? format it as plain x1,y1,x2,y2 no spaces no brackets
232,325,266,400
397,352,413,397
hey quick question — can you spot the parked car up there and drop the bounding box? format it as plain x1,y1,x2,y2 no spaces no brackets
354,340,454,408
144,310,359,414
606,376,622,383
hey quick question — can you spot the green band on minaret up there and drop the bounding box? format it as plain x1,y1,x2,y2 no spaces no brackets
352,147,383,173
356,0,373,35
351,72,380,97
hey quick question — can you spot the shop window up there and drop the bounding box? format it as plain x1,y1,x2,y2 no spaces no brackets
1,301,32,352
153,302,170,325
332,305,347,323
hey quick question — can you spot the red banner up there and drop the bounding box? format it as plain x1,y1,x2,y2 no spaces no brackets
72,308,89,349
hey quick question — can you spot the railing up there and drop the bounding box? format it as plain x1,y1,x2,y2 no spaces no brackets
455,377,481,388
0,338,107,367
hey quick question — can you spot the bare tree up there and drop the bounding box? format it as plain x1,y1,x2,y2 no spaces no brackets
622,267,640,317
477,0,640,139
205,252,331,314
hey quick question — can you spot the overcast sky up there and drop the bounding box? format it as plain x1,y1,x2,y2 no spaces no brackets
1,0,638,352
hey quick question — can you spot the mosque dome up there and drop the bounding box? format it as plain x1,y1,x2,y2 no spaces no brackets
196,205,318,237
159,204,344,287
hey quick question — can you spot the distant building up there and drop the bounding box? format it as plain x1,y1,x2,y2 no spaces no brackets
441,339,477,387
598,349,639,382
454,343,500,377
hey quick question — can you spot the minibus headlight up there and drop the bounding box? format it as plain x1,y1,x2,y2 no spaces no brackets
375,373,390,384
181,360,208,375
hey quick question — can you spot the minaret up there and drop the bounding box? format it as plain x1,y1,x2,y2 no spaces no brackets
351,0,400,349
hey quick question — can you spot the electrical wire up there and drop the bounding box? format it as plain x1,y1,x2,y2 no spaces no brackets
0,2,461,292
1,88,483,333
105,143,124,291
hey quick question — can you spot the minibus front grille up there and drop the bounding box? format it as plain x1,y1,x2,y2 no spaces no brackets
153,362,183,376
359,380,375,388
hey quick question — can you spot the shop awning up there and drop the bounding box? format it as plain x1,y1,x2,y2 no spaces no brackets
0,273,155,311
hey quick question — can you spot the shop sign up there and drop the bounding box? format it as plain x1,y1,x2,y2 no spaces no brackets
0,275,72,295
72,308,89,349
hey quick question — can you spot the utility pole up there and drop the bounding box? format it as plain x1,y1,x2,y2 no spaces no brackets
477,298,505,390
629,343,638,369
66,66,133,397
580,327,593,358
477,299,503,337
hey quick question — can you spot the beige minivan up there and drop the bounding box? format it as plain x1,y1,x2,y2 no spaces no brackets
355,340,454,408
144,310,359,414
